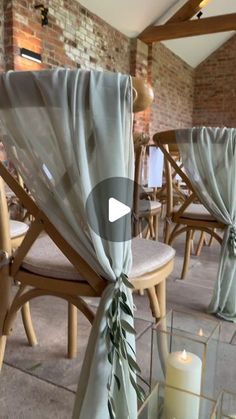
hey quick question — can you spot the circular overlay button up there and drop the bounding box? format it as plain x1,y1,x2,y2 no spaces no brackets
86,177,151,242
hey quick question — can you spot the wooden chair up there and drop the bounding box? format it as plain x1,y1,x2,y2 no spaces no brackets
133,133,162,240
153,130,224,279
0,161,175,369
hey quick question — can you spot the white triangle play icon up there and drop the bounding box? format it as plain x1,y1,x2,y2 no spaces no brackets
108,197,131,223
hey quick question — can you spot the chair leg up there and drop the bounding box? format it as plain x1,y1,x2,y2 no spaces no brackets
68,303,77,359
153,214,159,241
208,229,215,247
181,229,192,280
21,302,37,347
149,216,155,240
156,279,166,319
147,287,161,320
195,231,205,257
164,220,171,244
0,335,7,371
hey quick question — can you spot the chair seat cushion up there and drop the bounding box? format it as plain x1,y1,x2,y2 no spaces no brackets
22,234,175,281
173,203,215,221
143,187,154,194
22,234,84,281
130,238,175,278
10,220,29,239
139,200,161,212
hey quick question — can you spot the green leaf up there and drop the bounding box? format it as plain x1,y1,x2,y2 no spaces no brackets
121,319,136,335
114,374,121,391
121,274,134,289
120,291,127,302
129,373,146,402
127,354,141,374
120,301,133,317
120,339,127,359
109,332,115,345
108,398,115,419
28,362,42,371
136,384,146,402
126,340,136,356
108,351,113,365
121,328,126,339
111,298,118,317
105,329,111,350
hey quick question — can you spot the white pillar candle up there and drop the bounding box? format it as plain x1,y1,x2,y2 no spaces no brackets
164,350,202,419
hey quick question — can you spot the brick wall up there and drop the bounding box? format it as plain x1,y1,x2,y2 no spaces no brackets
194,34,236,127
130,39,151,133
11,0,131,73
150,42,194,136
2,1,235,135
0,1,4,71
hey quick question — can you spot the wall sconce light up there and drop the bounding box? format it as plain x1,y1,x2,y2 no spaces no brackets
35,4,49,26
196,10,203,19
20,48,42,63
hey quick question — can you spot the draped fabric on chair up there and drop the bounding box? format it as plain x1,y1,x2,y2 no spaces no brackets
0,69,137,418
176,127,236,322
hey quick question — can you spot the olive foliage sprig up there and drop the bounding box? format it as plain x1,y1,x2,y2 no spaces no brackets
104,273,146,419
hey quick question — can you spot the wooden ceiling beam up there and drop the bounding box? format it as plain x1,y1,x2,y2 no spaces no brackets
167,0,213,23
139,13,236,43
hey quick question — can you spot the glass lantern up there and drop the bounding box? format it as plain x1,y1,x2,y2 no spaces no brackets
150,310,221,398
138,382,217,419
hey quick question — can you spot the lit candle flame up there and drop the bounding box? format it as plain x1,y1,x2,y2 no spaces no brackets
180,349,187,361
198,328,203,337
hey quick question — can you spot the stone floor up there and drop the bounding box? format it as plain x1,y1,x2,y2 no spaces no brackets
1,229,236,418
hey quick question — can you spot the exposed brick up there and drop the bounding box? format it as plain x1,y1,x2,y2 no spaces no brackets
149,43,194,137
1,0,235,135
194,34,236,128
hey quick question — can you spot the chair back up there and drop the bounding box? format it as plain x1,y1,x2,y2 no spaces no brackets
0,161,106,296
153,130,197,223
132,133,149,236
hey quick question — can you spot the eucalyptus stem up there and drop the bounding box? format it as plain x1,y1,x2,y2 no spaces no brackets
104,273,146,419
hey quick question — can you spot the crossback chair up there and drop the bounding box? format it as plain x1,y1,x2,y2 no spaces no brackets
153,130,224,279
0,160,175,370
133,133,162,240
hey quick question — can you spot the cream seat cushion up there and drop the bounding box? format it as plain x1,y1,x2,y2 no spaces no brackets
10,220,29,239
143,187,154,194
173,203,215,221
22,234,84,281
130,238,175,278
22,234,175,281
139,200,161,213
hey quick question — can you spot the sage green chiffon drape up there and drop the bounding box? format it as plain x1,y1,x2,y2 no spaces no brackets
176,127,236,322
0,69,137,418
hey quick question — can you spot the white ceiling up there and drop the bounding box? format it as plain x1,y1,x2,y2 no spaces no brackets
79,0,236,68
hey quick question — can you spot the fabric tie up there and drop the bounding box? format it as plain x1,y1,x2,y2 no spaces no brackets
228,226,236,257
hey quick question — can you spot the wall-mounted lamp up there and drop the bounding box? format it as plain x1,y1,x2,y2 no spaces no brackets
20,48,42,63
35,4,49,26
196,10,203,19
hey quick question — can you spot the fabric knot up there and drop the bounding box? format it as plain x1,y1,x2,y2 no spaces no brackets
228,226,236,256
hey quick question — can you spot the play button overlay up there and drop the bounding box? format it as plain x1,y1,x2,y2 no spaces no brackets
86,177,150,242
109,198,131,223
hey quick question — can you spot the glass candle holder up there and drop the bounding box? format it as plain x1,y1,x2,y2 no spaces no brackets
138,382,217,419
216,390,236,418
150,309,221,398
